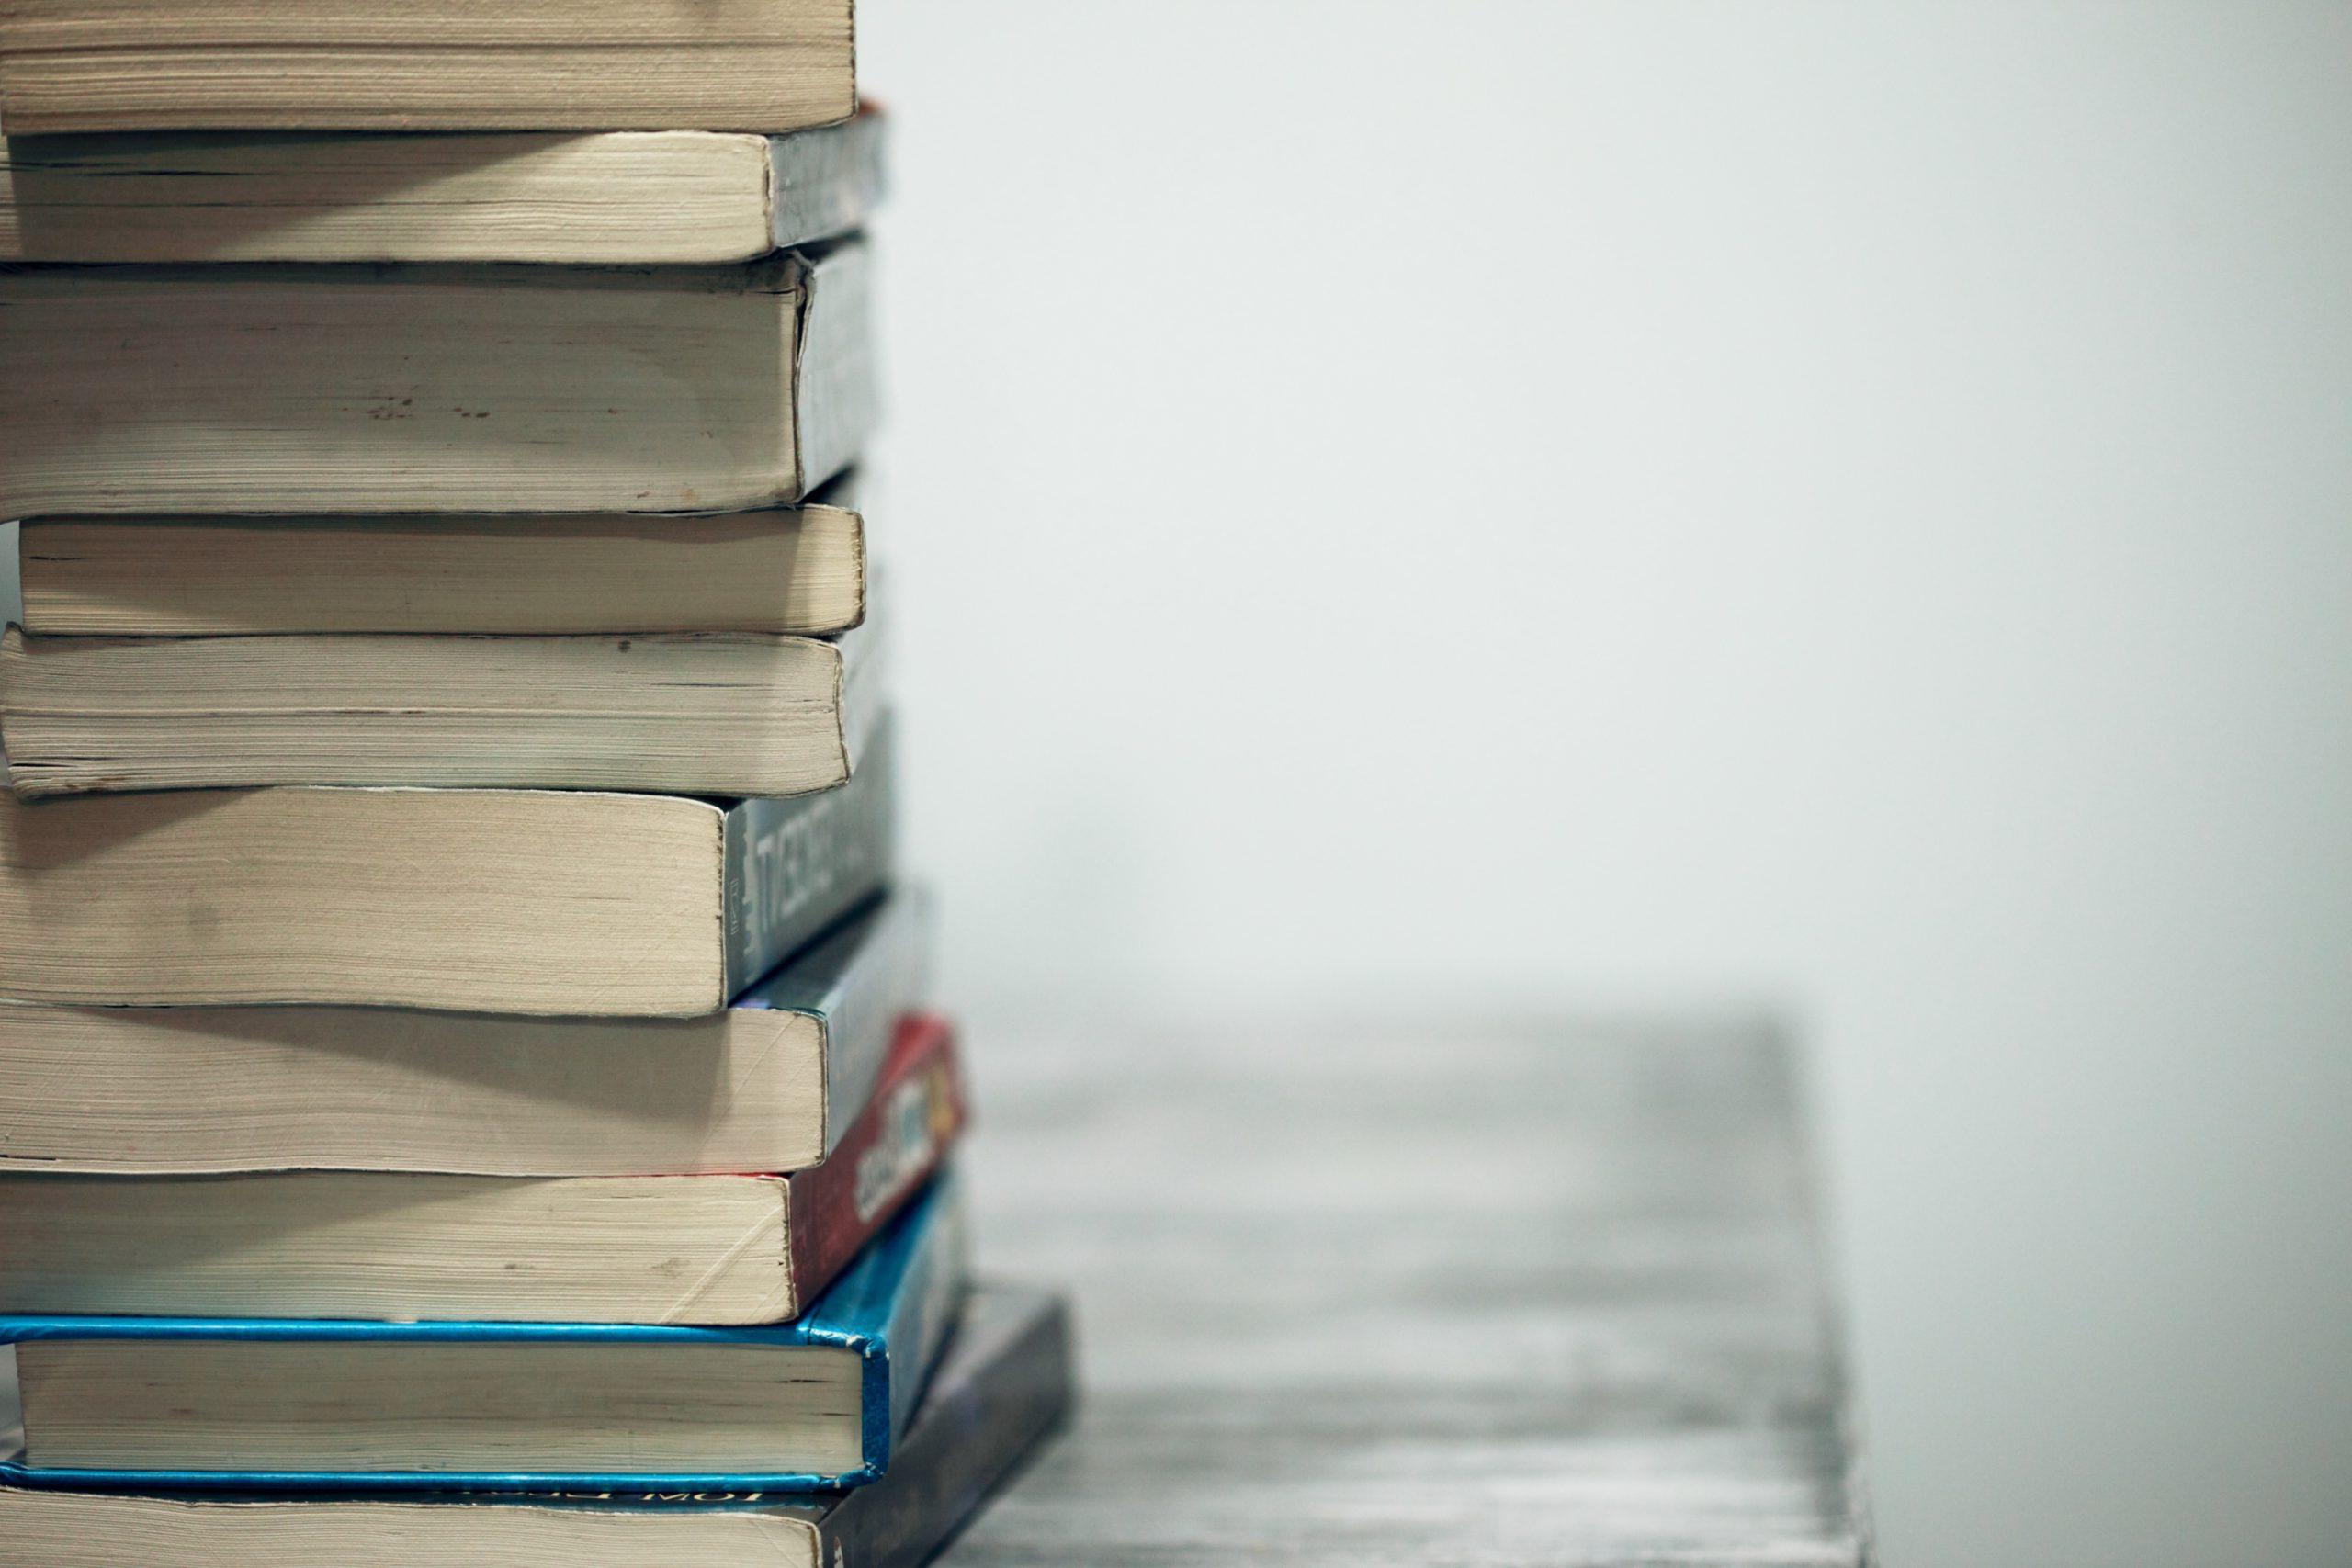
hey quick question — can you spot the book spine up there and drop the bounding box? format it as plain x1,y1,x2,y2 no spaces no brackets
787,1015,964,1313
817,1294,1075,1567
812,892,931,1156
788,240,877,500
865,1171,969,1476
722,710,897,998
768,108,888,252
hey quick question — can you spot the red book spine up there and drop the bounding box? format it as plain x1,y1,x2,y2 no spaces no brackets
786,1011,967,1310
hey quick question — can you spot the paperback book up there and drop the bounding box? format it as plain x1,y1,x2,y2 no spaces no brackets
0,713,898,1016
0,887,929,1177
0,243,875,516
0,1285,1074,1568
0,110,885,265
0,611,880,798
16,476,867,637
0,0,859,135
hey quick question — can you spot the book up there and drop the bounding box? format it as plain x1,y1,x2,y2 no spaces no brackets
0,611,879,798
0,1013,965,1324
0,713,897,1015
0,243,873,517
0,112,884,265
15,483,866,637
0,0,856,136
0,1285,1074,1567
0,1172,967,1493
0,892,931,1176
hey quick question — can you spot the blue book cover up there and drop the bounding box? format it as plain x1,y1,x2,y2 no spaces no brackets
0,1287,1076,1568
0,1173,967,1495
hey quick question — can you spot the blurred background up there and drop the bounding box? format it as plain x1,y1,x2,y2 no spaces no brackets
860,5,2350,1566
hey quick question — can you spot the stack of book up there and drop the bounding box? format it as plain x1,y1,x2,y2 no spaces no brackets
0,5,1071,1563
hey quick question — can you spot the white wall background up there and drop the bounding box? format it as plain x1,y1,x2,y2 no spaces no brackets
863,5,2351,1565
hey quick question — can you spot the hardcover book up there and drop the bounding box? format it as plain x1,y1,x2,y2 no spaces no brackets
0,609,879,798
0,0,858,136
0,242,874,516
0,111,885,265
0,1285,1074,1568
0,714,897,1016
0,1173,968,1494
0,889,930,1177
15,479,867,637
0,1011,966,1324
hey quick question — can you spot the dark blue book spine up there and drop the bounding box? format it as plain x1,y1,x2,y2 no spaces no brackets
722,709,896,1000
816,1288,1075,1565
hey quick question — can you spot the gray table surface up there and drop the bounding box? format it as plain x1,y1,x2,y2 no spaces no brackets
942,1013,1871,1567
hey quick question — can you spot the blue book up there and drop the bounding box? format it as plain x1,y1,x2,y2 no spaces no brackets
0,1174,967,1495
0,1285,1075,1568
